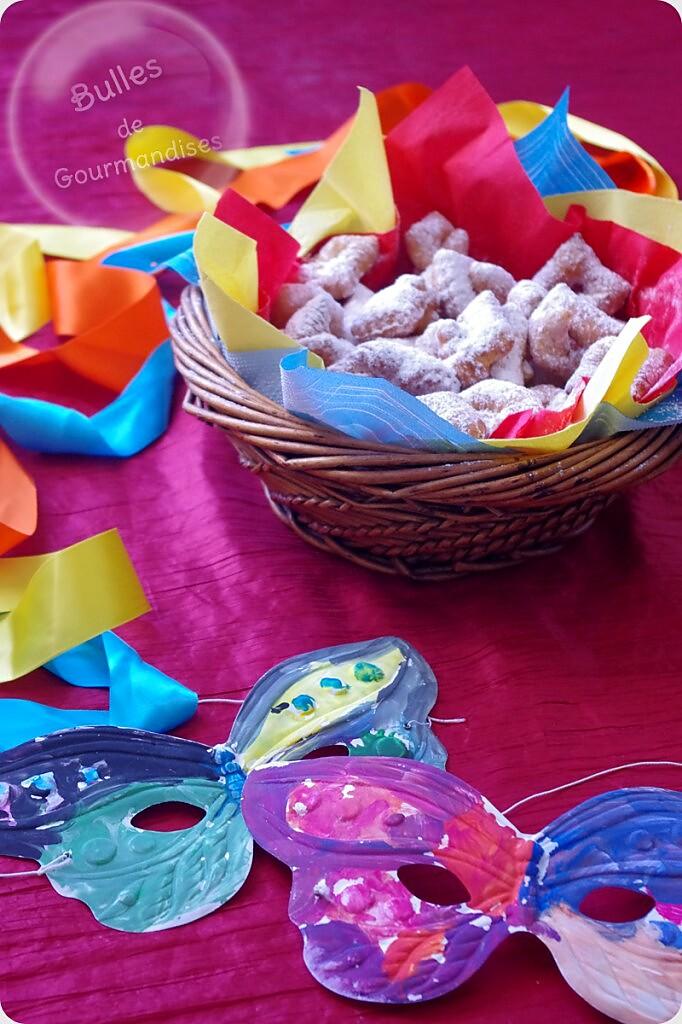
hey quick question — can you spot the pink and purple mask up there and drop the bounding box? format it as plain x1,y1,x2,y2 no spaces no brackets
242,757,682,1024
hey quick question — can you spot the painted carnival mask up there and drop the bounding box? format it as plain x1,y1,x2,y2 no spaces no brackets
0,638,445,933
243,757,682,1024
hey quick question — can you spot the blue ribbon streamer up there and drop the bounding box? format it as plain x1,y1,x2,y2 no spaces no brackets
103,231,199,284
102,231,195,272
0,237,199,747
515,88,615,196
0,340,176,457
0,632,198,750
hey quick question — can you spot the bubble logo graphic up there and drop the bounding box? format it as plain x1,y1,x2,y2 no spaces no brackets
7,0,249,225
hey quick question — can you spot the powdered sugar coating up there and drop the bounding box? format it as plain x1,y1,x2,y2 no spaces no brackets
531,384,575,410
442,291,514,388
299,332,356,366
285,291,345,341
491,302,529,386
529,284,625,381
424,250,477,318
290,219,639,438
533,234,630,315
417,391,488,438
299,234,380,300
506,279,547,318
351,275,437,342
565,337,616,392
416,319,465,359
631,348,674,403
405,212,469,271
343,283,374,337
271,282,322,329
459,379,544,434
469,261,516,303
331,339,461,396
425,250,516,319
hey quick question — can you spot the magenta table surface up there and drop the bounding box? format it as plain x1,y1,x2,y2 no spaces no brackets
0,2,681,1023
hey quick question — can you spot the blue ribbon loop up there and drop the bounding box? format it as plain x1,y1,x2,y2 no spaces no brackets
0,632,198,750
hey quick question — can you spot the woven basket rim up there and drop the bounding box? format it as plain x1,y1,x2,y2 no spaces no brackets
170,285,682,578
171,284,680,470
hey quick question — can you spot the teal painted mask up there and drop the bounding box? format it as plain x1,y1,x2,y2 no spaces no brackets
0,637,446,932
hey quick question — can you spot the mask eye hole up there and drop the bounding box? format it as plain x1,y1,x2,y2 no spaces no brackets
398,864,471,906
131,802,206,833
579,886,655,924
302,745,349,759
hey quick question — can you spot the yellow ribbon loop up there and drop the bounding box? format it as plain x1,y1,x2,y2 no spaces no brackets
0,529,150,682
0,226,50,342
498,100,678,199
543,191,682,253
123,125,320,216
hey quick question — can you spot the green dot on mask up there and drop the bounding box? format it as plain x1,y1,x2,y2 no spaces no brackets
353,661,385,683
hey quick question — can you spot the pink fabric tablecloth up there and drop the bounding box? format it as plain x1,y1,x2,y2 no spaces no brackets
0,1,681,1022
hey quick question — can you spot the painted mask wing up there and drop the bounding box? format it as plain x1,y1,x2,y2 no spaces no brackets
242,756,537,1003
0,726,251,932
534,787,682,1024
228,637,447,772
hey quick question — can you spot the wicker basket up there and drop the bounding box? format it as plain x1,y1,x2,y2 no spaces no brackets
171,286,682,580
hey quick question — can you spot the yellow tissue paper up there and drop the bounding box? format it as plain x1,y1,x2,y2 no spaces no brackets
0,529,150,682
194,212,299,354
194,212,258,311
289,87,396,255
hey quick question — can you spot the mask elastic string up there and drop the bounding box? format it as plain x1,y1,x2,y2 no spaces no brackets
503,760,682,816
198,698,245,705
0,850,71,879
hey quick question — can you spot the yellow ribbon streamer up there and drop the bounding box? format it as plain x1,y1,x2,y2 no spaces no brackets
498,100,678,200
7,223,134,260
289,88,396,255
0,226,50,342
123,125,320,217
543,191,682,253
0,529,150,682
217,141,320,171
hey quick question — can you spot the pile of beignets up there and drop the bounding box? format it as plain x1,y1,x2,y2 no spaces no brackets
271,212,670,439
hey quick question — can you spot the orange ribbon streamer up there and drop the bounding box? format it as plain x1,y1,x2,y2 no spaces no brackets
0,440,37,555
0,212,191,557
0,262,168,393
